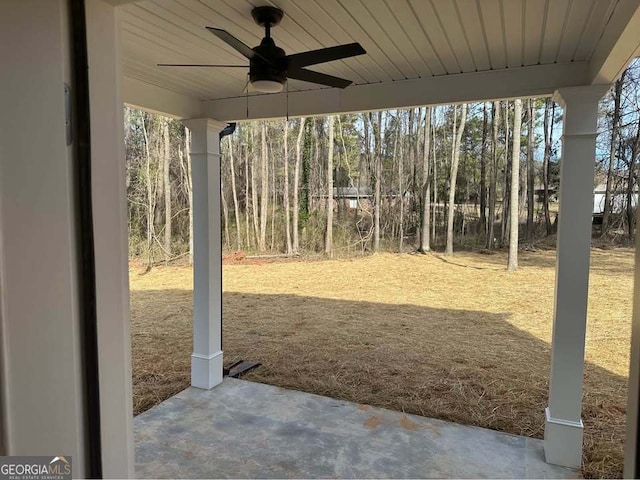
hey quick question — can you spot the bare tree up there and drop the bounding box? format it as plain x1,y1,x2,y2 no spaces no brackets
178,127,193,264
259,122,268,251
432,107,438,243
542,99,554,235
227,135,242,250
419,107,432,252
396,112,404,251
325,116,335,256
292,117,305,254
283,119,292,254
141,115,157,270
526,100,535,240
487,101,500,249
250,128,260,246
501,101,511,246
270,137,276,251
221,174,230,249
603,70,627,232
480,103,488,238
371,112,383,252
243,143,251,250
162,118,171,261
445,104,467,256
508,99,523,271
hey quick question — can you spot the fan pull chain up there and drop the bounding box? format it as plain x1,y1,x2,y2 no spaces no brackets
286,80,289,122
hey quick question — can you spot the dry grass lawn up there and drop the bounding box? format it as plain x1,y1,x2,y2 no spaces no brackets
130,248,633,479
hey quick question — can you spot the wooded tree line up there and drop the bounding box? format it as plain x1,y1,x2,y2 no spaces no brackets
125,60,640,270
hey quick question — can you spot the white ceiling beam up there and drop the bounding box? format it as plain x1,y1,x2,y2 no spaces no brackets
588,0,640,84
202,62,590,121
122,76,202,119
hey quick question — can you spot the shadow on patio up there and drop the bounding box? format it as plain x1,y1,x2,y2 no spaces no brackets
131,291,627,478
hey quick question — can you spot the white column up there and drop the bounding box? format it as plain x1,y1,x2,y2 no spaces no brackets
182,118,227,389
85,1,134,477
625,210,640,477
544,85,609,469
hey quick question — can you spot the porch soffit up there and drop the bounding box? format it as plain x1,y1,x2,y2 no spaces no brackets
118,0,640,120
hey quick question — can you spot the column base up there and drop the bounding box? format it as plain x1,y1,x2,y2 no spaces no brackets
191,351,223,389
544,407,584,469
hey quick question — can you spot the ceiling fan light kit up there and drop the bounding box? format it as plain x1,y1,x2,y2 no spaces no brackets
159,5,366,94
251,79,284,93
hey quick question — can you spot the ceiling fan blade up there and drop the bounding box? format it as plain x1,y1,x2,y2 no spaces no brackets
157,64,248,68
206,27,269,63
287,68,353,89
286,43,366,68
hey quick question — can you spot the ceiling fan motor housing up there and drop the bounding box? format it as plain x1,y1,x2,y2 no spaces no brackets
249,37,287,85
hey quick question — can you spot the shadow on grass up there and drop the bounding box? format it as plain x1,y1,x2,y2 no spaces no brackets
130,290,627,478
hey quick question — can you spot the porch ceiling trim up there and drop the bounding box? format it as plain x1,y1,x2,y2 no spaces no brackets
201,62,591,121
589,0,640,84
122,76,202,119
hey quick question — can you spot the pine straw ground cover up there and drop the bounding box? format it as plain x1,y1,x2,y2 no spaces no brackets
130,248,634,478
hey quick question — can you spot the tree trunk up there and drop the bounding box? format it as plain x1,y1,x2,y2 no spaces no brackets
259,122,268,251
445,104,467,256
526,99,535,241
501,101,511,246
221,174,230,249
292,117,305,254
603,71,626,232
396,113,404,251
432,109,438,244
508,99,523,271
419,107,432,252
487,101,500,249
141,115,156,270
243,144,251,250
270,139,276,251
283,120,292,255
300,120,312,242
542,99,552,235
179,128,193,264
480,103,488,238
410,108,418,238
371,112,382,252
325,116,335,256
250,129,260,246
227,135,242,251
162,119,171,261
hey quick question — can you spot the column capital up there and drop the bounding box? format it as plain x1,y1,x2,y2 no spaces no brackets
553,84,610,108
182,118,228,155
553,84,611,137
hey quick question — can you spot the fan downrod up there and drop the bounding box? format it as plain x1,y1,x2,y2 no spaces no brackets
251,6,284,28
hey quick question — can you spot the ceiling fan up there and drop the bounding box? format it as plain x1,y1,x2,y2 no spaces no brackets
158,6,366,93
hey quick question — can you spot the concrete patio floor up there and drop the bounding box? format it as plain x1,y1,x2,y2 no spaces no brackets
134,378,581,479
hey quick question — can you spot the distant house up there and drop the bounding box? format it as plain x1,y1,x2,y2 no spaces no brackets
312,186,373,211
534,186,558,203
311,187,414,212
593,182,638,215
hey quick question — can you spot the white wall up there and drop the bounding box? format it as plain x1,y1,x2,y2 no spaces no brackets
0,0,86,475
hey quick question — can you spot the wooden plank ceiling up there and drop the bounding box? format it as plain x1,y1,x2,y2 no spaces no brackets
120,0,620,101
